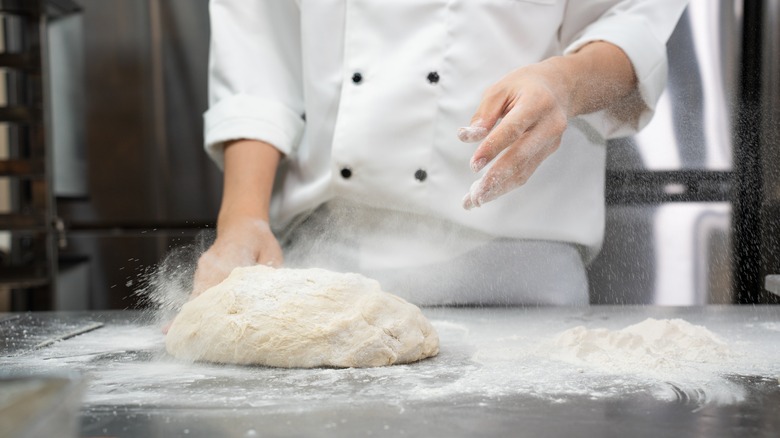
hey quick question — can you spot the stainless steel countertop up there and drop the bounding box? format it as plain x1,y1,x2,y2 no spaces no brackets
1,306,779,438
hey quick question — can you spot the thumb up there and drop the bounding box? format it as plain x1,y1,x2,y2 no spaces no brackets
256,241,284,268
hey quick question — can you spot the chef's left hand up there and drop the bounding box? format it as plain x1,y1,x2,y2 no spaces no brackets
458,61,571,210
458,42,638,209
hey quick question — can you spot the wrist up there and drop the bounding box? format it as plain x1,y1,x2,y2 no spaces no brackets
537,56,578,118
548,41,638,118
217,207,271,234
218,198,269,220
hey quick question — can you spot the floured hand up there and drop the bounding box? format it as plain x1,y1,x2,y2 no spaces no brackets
192,217,283,299
458,41,638,209
459,62,570,210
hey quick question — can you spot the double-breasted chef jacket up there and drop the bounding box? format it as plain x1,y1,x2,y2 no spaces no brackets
204,0,689,261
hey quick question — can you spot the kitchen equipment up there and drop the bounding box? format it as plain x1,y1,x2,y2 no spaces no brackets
765,275,780,296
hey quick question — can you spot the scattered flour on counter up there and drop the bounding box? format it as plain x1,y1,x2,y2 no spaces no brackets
3,311,779,410
758,322,780,332
548,318,733,375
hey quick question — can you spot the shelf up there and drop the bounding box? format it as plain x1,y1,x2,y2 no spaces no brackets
0,53,40,70
0,0,80,17
0,269,49,289
0,0,79,310
0,106,41,123
0,213,47,230
0,159,44,177
0,0,41,16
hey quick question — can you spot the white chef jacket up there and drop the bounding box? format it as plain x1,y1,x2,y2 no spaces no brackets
204,0,689,261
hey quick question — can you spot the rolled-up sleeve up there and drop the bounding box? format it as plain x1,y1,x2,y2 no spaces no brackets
204,0,304,169
559,0,689,139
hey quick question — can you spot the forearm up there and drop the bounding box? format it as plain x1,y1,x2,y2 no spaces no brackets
218,139,281,228
542,41,639,118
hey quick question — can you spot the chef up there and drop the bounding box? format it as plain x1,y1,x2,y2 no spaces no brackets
193,0,689,306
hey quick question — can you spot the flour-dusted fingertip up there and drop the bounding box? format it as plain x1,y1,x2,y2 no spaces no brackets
470,157,488,173
457,117,489,142
457,126,489,143
476,184,502,207
457,127,470,142
462,193,475,210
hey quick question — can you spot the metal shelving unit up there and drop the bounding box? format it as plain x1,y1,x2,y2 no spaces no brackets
0,0,80,310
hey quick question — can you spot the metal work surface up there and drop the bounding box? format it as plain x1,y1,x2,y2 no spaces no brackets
1,306,779,437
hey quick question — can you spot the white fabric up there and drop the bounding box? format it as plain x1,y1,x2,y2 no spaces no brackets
280,200,589,306
204,0,688,259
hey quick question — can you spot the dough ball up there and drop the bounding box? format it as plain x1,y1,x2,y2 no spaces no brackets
165,265,439,368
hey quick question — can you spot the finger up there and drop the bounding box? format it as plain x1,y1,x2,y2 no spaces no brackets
478,141,551,205
462,178,480,210
191,268,215,299
191,252,232,298
191,266,207,298
464,128,561,208
257,249,284,268
457,121,490,143
469,103,536,173
458,85,512,143
462,193,475,210
256,238,284,267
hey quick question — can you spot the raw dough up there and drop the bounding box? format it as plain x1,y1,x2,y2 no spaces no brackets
165,266,439,368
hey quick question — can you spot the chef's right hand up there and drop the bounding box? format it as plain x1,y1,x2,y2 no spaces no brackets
190,138,284,300
191,215,283,299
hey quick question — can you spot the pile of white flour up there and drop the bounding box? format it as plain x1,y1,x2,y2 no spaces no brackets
547,318,733,375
